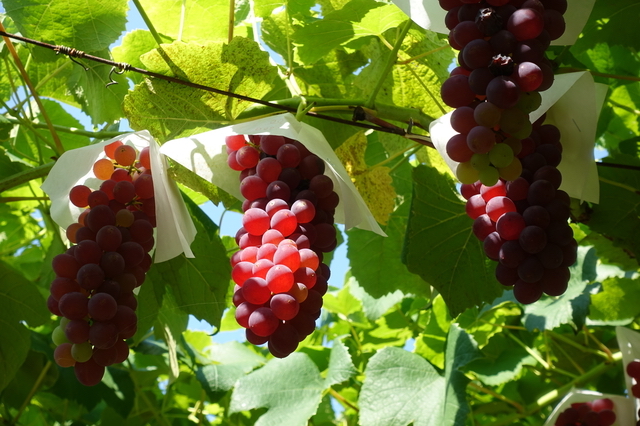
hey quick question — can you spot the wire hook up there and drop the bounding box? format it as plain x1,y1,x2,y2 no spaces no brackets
106,63,131,87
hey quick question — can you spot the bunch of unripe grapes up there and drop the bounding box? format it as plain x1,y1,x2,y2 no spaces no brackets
627,360,640,425
48,141,155,386
226,134,339,357
554,398,617,426
439,0,566,186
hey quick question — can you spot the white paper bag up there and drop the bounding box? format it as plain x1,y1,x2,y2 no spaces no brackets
543,390,634,426
159,113,386,237
41,130,197,263
431,71,605,204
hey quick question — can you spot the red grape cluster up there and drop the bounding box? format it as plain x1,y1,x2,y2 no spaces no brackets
438,0,566,186
48,141,156,386
226,134,338,357
438,0,577,303
460,121,576,304
554,399,617,426
627,360,640,425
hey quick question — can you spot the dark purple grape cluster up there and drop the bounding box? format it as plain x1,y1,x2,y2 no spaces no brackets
460,121,577,304
554,398,616,426
226,134,338,357
627,360,640,425
439,0,567,186
49,141,156,386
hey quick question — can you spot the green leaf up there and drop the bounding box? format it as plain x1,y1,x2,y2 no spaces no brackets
133,268,165,343
101,367,136,418
229,353,324,426
3,0,128,54
359,325,477,426
521,247,597,332
197,341,266,400
292,0,384,64
402,164,501,317
112,30,174,85
347,160,428,298
348,273,404,321
124,38,277,140
324,339,357,388
590,276,640,323
456,303,521,349
150,198,231,329
414,295,451,369
138,0,230,43
464,334,536,386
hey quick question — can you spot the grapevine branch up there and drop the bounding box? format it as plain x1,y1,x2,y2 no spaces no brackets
0,30,434,147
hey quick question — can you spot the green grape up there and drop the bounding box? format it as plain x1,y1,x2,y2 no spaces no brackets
517,91,542,113
504,137,522,156
479,167,499,186
60,316,71,329
474,102,502,128
71,342,93,363
498,157,523,181
470,153,491,170
489,143,514,168
499,107,528,135
455,161,480,184
52,325,70,345
511,120,532,139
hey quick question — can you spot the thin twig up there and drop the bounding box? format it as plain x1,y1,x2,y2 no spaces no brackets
12,361,52,425
131,0,164,46
0,23,64,155
328,388,359,412
597,161,640,171
468,381,525,413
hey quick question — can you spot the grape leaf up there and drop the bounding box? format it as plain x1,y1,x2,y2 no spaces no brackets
586,155,640,261
571,0,640,54
348,274,404,320
347,159,428,298
3,0,127,54
229,353,325,426
402,164,501,317
464,334,536,386
414,295,451,369
133,269,165,344
292,0,386,64
112,30,174,85
196,341,266,400
324,339,357,388
138,0,235,43
150,198,231,329
521,247,597,332
124,38,277,140
359,325,478,426
589,277,640,323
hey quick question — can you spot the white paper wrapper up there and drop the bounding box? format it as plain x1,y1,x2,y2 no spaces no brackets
40,130,197,263
391,0,594,46
543,390,634,426
616,326,640,419
431,71,605,204
159,113,386,237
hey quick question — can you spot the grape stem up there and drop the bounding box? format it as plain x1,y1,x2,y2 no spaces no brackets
328,387,359,412
365,20,412,109
131,0,164,46
0,22,64,155
468,381,525,413
0,162,54,194
11,360,52,425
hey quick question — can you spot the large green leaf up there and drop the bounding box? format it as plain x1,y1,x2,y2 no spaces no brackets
0,261,48,392
229,353,325,426
138,0,230,43
586,156,640,260
324,339,357,388
124,38,277,140
150,198,231,329
359,325,478,426
112,30,174,85
590,276,640,323
3,0,128,54
196,341,266,400
402,164,501,317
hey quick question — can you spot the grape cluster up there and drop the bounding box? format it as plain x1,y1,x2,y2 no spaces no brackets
226,134,338,357
554,399,617,426
439,0,566,186
438,0,577,303
460,121,576,303
48,141,155,386
627,360,640,425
